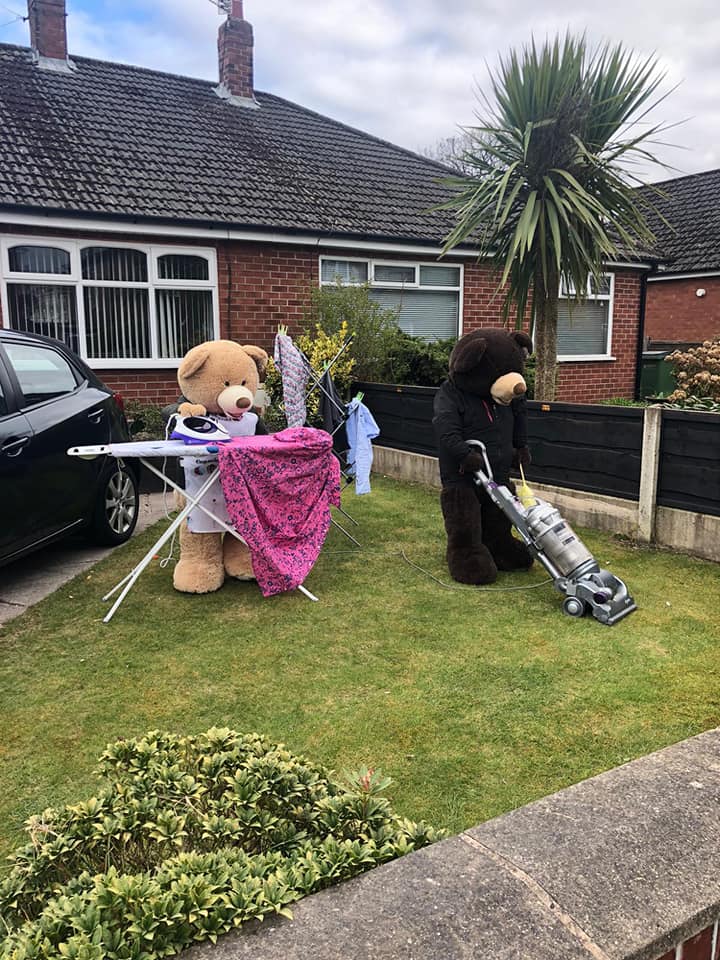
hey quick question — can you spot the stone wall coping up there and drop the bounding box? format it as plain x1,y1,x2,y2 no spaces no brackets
184,728,720,960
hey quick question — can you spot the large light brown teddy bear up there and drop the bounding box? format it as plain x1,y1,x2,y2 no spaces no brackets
172,339,269,594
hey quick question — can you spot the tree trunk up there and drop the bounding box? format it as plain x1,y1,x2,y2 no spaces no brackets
533,268,559,401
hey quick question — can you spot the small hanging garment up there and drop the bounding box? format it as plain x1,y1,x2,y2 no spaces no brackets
273,334,309,427
218,428,341,596
345,398,380,495
318,370,345,434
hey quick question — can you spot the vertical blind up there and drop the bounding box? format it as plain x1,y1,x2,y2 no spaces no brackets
156,290,213,358
81,247,148,282
83,287,151,358
7,283,79,354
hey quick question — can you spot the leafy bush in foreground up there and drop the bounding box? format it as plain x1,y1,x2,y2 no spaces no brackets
0,728,444,960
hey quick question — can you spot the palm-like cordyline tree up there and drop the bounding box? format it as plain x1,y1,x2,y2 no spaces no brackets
441,34,670,400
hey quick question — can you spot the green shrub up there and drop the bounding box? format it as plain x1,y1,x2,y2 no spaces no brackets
301,281,401,383
125,401,167,440
378,332,454,387
0,728,444,960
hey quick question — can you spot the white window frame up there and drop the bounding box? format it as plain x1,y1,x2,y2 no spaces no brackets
1,237,219,368
557,272,615,362
371,260,419,287
319,255,464,338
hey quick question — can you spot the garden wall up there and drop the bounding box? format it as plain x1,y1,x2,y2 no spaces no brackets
354,382,720,561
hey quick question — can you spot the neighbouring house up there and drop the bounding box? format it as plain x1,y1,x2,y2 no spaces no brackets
643,168,720,350
0,0,655,405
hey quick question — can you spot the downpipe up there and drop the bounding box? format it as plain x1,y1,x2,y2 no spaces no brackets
466,441,637,625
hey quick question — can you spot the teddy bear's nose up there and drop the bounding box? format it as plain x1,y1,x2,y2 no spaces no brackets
236,397,251,410
514,382,527,396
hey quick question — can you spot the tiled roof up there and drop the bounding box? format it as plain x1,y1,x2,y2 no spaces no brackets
0,43,460,245
640,168,720,274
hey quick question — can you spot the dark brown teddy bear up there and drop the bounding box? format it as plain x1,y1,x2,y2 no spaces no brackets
433,327,535,584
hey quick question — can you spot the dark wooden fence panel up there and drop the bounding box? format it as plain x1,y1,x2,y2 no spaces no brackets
355,382,717,513
524,402,643,500
657,411,720,517
353,382,439,456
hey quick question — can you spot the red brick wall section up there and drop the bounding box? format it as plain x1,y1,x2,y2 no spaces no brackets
462,265,643,403
217,242,317,346
645,276,720,345
218,15,254,99
654,918,719,959
28,0,67,60
95,370,180,406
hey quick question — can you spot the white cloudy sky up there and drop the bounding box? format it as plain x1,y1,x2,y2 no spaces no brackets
2,0,719,182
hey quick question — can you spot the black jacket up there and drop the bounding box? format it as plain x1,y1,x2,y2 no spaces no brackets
432,380,527,486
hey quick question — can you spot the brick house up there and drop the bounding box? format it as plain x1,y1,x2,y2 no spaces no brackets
0,0,654,405
643,168,720,350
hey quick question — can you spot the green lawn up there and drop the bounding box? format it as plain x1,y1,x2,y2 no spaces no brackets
1,475,719,863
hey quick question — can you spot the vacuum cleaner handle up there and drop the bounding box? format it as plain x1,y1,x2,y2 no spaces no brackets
466,439,495,480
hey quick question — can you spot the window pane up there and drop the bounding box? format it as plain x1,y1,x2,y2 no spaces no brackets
83,287,151,358
5,342,77,406
156,289,213,358
557,300,610,355
8,245,71,275
419,265,461,287
369,289,459,341
320,259,368,284
7,283,79,354
157,254,209,281
589,274,611,297
373,263,415,284
81,247,148,282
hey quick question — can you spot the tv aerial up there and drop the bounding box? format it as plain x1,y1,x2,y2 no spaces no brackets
207,0,232,13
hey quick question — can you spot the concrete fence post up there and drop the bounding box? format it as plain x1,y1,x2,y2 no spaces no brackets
637,404,663,543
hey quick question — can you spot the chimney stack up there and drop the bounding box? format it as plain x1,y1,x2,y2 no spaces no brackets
28,0,68,62
217,0,256,105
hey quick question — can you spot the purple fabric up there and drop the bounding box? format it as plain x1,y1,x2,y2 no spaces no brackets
217,427,341,597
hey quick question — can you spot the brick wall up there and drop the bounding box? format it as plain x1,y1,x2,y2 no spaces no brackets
0,223,644,404
461,265,643,403
217,14,254,99
646,276,720,345
655,919,719,960
28,0,67,60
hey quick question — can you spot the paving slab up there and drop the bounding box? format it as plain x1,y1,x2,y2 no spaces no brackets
185,835,592,960
0,493,168,624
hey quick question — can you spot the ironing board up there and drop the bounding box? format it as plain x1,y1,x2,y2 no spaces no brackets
67,439,319,623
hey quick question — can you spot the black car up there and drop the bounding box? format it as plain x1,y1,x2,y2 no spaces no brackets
0,328,140,565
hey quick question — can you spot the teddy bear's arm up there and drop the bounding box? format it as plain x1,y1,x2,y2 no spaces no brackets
178,402,207,417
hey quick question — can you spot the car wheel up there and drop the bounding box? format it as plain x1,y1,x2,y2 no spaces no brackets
89,460,139,545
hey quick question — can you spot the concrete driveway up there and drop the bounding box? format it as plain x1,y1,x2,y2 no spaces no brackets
0,492,168,625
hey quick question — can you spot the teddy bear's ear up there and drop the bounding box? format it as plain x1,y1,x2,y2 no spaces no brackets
509,331,534,354
241,345,269,380
178,346,210,379
450,336,487,374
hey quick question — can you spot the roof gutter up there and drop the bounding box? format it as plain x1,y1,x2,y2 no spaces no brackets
0,208,658,269
0,208,479,258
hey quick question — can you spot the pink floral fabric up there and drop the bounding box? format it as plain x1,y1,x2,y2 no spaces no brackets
217,427,341,596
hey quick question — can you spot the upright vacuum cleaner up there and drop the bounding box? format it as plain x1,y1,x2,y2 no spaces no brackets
467,440,636,625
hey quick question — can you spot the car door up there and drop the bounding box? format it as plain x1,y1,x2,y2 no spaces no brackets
0,354,35,558
1,338,109,538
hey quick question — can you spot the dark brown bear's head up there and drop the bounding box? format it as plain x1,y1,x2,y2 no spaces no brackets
449,327,533,404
